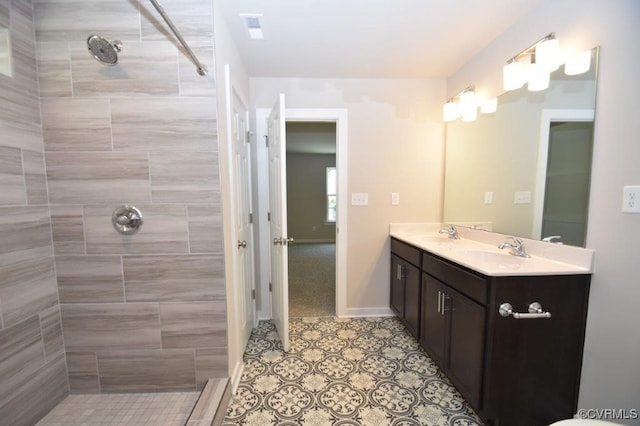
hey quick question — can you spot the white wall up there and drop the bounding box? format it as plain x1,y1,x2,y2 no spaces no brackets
213,2,251,387
447,0,640,421
250,78,446,313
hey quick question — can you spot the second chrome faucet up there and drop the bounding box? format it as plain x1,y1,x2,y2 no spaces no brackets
498,236,530,258
439,224,460,240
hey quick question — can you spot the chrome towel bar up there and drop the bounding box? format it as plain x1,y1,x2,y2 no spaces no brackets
499,302,551,319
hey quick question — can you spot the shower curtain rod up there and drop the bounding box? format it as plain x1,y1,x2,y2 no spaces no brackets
149,0,208,76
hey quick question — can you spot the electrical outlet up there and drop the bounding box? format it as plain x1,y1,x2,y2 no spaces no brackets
622,185,640,213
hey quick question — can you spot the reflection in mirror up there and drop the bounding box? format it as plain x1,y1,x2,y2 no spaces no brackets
443,47,599,247
0,26,11,77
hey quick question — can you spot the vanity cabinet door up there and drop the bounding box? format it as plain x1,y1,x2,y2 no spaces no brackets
421,274,485,410
421,275,447,367
403,262,421,338
390,254,421,339
390,254,405,318
447,287,485,409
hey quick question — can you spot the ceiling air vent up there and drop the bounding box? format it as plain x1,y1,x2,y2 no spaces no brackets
241,14,264,40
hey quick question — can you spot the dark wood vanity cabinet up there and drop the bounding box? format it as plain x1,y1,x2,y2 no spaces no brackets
421,260,486,409
390,237,591,426
390,239,422,339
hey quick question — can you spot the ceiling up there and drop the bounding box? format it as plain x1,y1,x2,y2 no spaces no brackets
217,0,542,79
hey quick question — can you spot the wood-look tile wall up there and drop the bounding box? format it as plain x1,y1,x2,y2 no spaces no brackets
0,0,69,423
34,0,225,394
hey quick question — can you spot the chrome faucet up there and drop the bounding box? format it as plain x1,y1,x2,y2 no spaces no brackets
439,224,460,240
542,235,563,244
498,237,530,258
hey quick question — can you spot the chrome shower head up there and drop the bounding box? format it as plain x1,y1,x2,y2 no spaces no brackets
87,34,122,66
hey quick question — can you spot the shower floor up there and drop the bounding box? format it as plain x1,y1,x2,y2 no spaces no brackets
36,391,200,425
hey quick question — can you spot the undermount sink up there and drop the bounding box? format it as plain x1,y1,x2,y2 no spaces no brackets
454,249,526,267
412,234,455,244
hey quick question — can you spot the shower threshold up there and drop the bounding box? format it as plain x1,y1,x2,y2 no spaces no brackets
36,378,230,426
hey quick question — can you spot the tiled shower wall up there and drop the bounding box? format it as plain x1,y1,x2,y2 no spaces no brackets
0,0,68,423
35,0,227,394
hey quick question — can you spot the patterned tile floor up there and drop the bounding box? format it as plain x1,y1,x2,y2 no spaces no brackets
223,317,483,425
37,392,199,425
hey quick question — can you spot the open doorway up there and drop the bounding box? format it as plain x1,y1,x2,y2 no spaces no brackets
541,120,594,246
285,122,337,317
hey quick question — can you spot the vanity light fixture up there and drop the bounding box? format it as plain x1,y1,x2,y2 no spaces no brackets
503,32,559,92
443,87,479,122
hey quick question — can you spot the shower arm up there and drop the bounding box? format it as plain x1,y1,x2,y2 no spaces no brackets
148,0,208,76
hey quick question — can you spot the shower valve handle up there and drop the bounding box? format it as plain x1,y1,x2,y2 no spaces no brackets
112,205,143,235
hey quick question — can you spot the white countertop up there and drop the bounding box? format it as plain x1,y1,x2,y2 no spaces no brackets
390,223,595,277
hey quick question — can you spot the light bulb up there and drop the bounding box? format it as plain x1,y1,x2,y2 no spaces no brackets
528,63,550,91
565,50,591,75
459,90,477,122
462,107,477,122
443,101,458,122
535,37,561,72
503,61,525,91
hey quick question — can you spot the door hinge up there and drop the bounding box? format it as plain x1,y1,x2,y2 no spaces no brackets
264,135,269,147
267,212,271,221
249,213,253,224
246,130,252,143
252,289,255,300
269,282,272,292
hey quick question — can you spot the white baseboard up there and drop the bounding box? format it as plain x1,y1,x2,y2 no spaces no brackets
229,361,244,394
338,307,395,318
257,307,394,321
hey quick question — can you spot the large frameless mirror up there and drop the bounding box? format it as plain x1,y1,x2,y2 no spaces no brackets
443,47,599,247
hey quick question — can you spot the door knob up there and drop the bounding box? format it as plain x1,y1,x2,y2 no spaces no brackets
273,237,282,245
237,240,247,248
284,237,294,245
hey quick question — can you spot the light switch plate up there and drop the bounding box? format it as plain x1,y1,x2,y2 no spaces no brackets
514,191,531,204
391,193,400,205
484,192,493,204
622,185,640,213
351,193,369,206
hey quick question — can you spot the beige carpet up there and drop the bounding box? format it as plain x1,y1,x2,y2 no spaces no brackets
288,243,335,317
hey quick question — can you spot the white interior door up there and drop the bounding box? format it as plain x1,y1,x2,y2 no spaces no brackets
267,94,290,352
232,89,256,347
